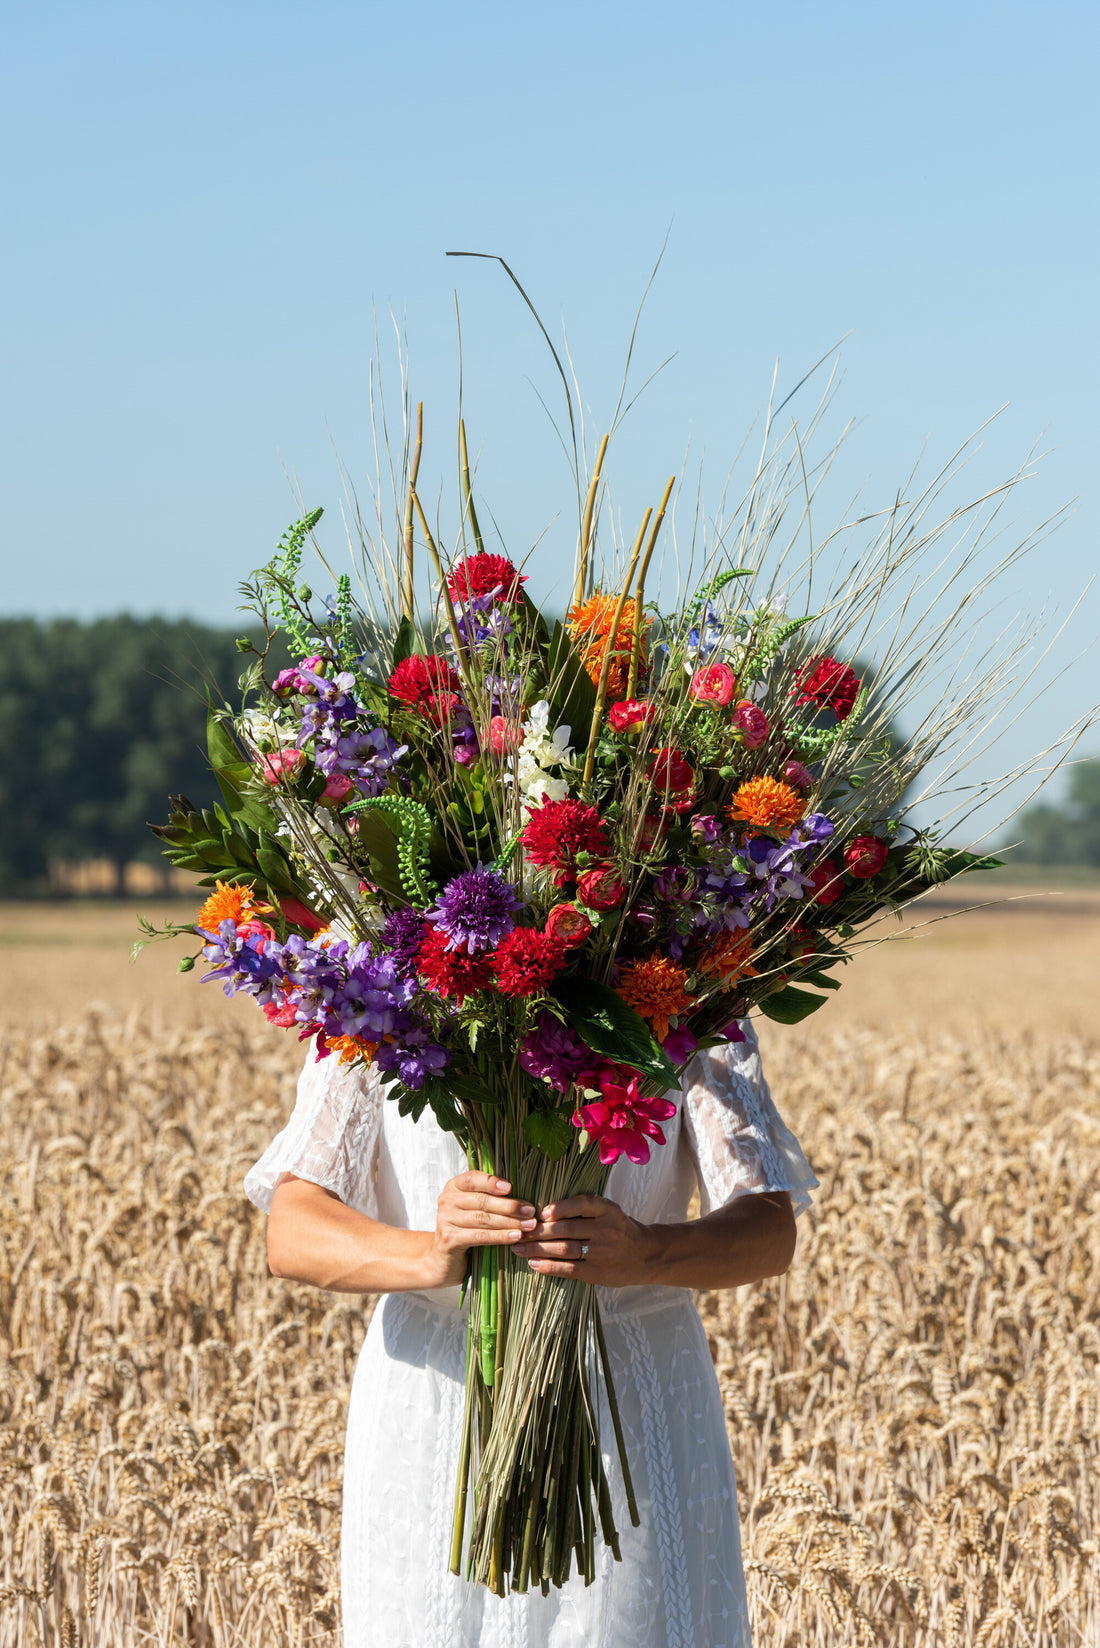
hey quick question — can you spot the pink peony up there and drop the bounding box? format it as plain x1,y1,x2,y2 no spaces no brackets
575,864,626,911
731,699,769,749
260,749,306,785
487,715,523,755
545,902,593,947
690,663,737,708
783,759,814,791
572,1062,678,1165
319,772,354,807
236,918,276,953
844,835,889,879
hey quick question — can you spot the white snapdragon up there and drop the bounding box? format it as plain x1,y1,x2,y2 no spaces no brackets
239,707,294,750
509,699,575,809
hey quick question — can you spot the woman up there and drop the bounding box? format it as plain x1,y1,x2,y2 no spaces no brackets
245,1023,817,1648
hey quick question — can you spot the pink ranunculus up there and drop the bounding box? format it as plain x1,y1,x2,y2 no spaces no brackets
487,715,522,755
607,698,655,735
731,699,769,749
575,864,626,912
572,1062,678,1165
260,748,306,785
690,662,737,708
844,834,889,879
319,772,354,807
272,668,301,698
783,758,814,791
661,1024,698,1065
236,918,276,953
545,902,593,948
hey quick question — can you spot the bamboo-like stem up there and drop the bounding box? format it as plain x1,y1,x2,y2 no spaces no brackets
459,418,485,555
574,433,610,607
627,475,675,698
581,512,650,786
402,402,423,621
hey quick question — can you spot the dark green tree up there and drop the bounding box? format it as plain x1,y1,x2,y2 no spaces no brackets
1012,758,1100,867
0,617,262,895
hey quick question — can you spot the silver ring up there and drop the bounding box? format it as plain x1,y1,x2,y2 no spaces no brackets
580,1242,590,1258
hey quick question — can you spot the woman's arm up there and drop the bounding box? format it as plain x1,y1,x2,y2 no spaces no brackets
513,1189,797,1290
265,1169,538,1293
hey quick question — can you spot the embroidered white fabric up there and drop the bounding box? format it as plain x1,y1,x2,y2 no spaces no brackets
244,1022,818,1648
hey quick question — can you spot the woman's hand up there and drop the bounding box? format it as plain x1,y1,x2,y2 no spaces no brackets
427,1171,539,1289
513,1194,657,1288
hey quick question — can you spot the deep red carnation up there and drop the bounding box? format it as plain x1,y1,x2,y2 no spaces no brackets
844,835,889,879
447,552,527,606
490,927,567,997
417,924,494,1004
795,656,862,720
520,797,611,885
388,654,462,724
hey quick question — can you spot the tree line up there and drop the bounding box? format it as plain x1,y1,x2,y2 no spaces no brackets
0,617,1096,895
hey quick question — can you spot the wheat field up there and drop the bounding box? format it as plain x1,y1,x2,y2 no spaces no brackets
1,891,1097,1645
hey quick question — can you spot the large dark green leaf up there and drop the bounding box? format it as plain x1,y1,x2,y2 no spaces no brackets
391,615,421,671
522,1107,575,1160
352,810,404,898
925,849,1005,882
551,975,678,1090
546,621,597,746
758,985,830,1024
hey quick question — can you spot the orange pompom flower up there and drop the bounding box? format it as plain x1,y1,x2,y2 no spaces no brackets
196,879,273,933
566,593,651,696
726,777,807,836
326,1034,380,1067
697,930,757,986
615,955,696,1042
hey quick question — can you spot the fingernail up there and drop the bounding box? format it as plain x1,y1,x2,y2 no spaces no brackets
528,1260,544,1270
507,1229,523,1241
540,1207,553,1220
520,1205,535,1219
520,1218,537,1231
495,1180,510,1192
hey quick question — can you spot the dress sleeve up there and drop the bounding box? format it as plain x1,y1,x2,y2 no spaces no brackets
243,1052,384,1218
680,1022,819,1218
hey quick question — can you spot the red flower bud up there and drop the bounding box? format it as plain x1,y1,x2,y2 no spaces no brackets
319,772,354,807
844,835,889,879
260,748,306,785
807,858,845,905
575,864,626,911
545,902,593,947
731,699,769,750
647,748,695,793
608,698,654,735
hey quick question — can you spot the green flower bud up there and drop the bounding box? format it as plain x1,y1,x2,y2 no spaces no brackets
177,955,196,974
235,637,253,653
298,584,312,600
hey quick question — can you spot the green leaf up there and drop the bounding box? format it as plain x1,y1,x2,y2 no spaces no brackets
758,985,830,1024
522,1108,575,1160
391,614,421,671
351,809,404,897
924,849,1005,882
551,975,678,1090
445,1069,502,1107
795,968,842,991
547,621,597,743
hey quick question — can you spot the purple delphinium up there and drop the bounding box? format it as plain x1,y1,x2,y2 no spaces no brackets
519,1012,600,1094
199,920,283,1003
451,592,514,652
424,864,523,954
374,1026,450,1090
331,725,407,795
380,907,429,979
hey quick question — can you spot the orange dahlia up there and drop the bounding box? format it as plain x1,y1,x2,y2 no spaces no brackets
566,592,651,696
196,879,273,932
326,1034,380,1067
726,777,806,836
697,930,757,985
616,955,696,1042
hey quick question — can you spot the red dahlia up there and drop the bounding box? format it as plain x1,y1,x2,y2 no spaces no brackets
388,654,462,724
795,656,862,720
417,925,494,1004
448,552,527,606
520,797,611,884
490,928,567,997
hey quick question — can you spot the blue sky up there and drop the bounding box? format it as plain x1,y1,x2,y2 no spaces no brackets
3,1,1097,827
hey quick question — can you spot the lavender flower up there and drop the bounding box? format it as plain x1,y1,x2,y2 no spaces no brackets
374,1026,450,1090
424,865,523,954
331,725,407,795
199,920,282,1001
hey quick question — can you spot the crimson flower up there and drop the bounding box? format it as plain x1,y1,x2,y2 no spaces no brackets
844,835,889,879
575,864,626,911
607,698,656,735
448,552,527,606
572,1062,677,1165
490,927,567,997
806,859,845,905
417,924,494,1004
388,654,462,724
520,797,611,885
795,656,862,720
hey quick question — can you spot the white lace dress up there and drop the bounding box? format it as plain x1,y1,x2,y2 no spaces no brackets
245,1024,817,1648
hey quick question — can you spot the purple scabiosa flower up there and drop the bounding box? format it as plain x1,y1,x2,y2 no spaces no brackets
380,907,429,979
425,865,524,954
519,1012,601,1093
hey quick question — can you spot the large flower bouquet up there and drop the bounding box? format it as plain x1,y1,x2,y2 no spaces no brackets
144,375,1022,1594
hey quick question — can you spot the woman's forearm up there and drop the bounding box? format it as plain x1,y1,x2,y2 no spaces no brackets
642,1191,797,1290
266,1176,439,1293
